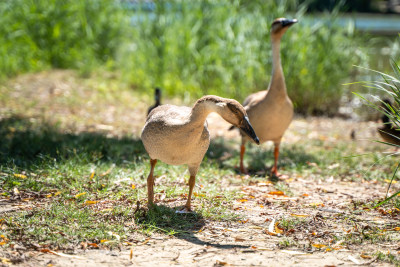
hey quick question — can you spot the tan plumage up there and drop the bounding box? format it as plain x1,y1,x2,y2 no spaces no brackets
141,95,259,210
239,18,297,176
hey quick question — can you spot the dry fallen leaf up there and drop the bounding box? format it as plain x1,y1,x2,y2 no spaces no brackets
268,191,285,196
85,200,98,205
328,163,340,170
13,188,20,195
0,236,8,246
310,203,324,207
312,244,326,249
80,242,88,250
360,254,372,259
141,238,150,245
281,250,307,255
215,259,228,266
268,218,276,233
14,174,27,179
131,184,136,189
274,223,284,234
89,171,95,179
130,248,133,260
258,182,272,186
75,192,87,198
41,249,85,259
265,218,283,236
100,208,112,212
1,257,11,264
307,162,318,167
290,213,309,218
234,237,246,242
100,165,115,177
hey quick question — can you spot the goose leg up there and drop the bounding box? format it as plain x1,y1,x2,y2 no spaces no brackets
240,142,247,174
185,175,196,211
147,159,157,208
271,143,280,176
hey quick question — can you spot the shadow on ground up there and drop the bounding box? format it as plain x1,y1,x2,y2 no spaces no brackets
206,137,319,177
140,204,249,249
0,115,147,167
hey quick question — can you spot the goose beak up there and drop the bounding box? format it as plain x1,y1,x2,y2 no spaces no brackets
282,18,298,27
240,116,260,145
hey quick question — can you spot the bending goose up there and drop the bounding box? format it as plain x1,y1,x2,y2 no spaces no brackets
239,18,297,176
378,99,400,146
141,95,259,210
147,87,162,116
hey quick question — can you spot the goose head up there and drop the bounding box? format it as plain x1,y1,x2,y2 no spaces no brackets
154,87,161,103
215,99,260,145
271,18,297,39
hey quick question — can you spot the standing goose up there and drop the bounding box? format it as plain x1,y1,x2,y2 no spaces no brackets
147,87,162,116
141,95,259,211
239,18,297,176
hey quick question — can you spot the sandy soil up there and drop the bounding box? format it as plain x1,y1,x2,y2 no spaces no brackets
2,115,398,267
1,71,399,267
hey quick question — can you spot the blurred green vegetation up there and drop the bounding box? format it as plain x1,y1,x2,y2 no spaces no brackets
0,0,398,115
122,0,371,115
0,0,129,76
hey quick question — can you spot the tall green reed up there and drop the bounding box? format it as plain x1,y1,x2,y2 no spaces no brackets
0,0,376,115
0,0,129,78
120,0,369,115
353,62,400,207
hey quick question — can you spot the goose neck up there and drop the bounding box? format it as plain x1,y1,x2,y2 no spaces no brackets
271,38,282,75
189,101,215,126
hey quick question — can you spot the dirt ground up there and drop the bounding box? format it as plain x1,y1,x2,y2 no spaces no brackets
2,116,399,267
1,71,399,266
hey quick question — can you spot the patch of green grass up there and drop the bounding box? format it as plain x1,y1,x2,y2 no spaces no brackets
375,251,400,265
278,237,298,248
279,217,308,231
0,119,243,248
1,72,399,251
4,200,136,248
140,205,203,235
